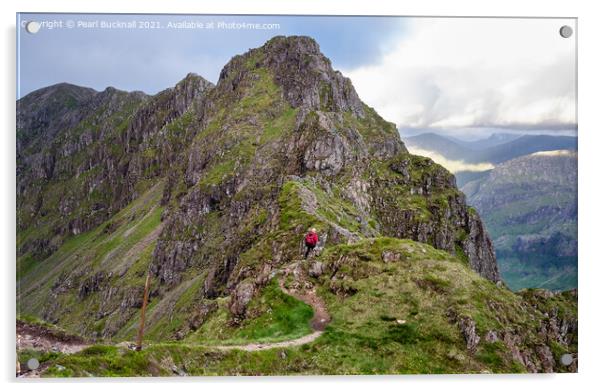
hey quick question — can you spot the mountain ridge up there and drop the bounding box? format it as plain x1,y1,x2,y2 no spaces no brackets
17,36,576,375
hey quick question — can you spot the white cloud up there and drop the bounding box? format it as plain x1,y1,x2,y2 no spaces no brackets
344,18,576,131
406,146,495,173
532,149,576,157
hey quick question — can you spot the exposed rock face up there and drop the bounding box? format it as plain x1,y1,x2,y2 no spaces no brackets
374,154,500,281
462,212,499,282
308,261,325,277
17,83,98,158
188,301,218,331
220,36,365,117
457,316,481,353
78,272,106,299
228,280,256,321
17,74,213,259
447,288,577,373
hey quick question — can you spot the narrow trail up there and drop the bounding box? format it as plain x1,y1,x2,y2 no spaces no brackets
17,260,331,376
279,260,331,332
214,260,331,351
17,320,89,354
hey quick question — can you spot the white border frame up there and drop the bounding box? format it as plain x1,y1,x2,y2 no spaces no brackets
3,1,600,390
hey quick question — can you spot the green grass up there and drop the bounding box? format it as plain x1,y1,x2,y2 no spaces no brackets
185,279,313,345
44,346,160,377
261,106,297,144
232,279,313,342
141,274,206,341
31,237,576,376
194,66,294,188
277,178,364,240
18,349,61,370
278,181,322,232
17,182,165,337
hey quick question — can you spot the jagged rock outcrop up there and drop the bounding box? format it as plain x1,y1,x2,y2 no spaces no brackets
17,74,213,259
373,154,500,281
221,36,365,117
17,83,98,158
228,280,256,322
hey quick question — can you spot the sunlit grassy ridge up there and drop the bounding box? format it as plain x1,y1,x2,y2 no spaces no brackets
27,237,576,376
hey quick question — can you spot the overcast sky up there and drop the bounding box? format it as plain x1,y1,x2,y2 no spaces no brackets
344,17,577,137
17,14,576,137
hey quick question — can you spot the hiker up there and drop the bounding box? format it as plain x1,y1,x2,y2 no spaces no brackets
304,228,319,259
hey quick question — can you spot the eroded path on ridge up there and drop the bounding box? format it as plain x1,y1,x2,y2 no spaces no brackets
17,320,90,377
214,260,330,351
17,320,89,354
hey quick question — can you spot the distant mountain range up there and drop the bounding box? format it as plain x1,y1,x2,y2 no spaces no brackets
461,150,577,291
403,132,577,188
450,133,523,150
404,132,577,164
402,131,578,291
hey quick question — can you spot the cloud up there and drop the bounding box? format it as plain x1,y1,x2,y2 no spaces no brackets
18,14,404,97
344,18,576,132
532,149,576,157
406,146,495,173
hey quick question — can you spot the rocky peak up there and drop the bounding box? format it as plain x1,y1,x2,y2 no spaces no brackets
19,82,98,105
174,72,214,95
218,35,364,117
124,73,213,153
17,83,99,156
150,37,499,295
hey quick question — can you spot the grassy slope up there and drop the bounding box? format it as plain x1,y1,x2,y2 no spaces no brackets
17,181,165,336
183,279,313,346
32,238,576,376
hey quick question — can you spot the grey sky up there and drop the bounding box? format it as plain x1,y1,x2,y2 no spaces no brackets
17,14,576,136
17,13,403,97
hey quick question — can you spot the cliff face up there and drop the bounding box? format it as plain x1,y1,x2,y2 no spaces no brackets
15,36,577,375
17,75,213,259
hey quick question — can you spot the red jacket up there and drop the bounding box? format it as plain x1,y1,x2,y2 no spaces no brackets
305,232,319,246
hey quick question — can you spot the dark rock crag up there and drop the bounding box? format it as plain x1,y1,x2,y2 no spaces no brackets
150,36,499,304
